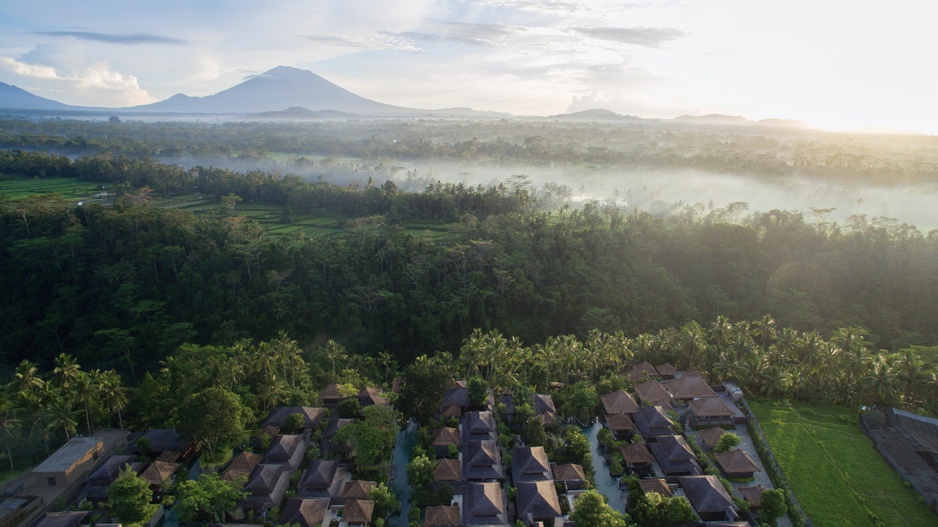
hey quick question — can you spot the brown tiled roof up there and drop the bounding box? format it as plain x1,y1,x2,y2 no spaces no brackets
678,475,737,516
601,390,639,414
699,427,727,450
465,411,496,437
655,363,678,376
465,482,505,524
713,449,761,475
341,499,375,524
156,451,181,463
221,452,264,481
632,361,658,376
301,460,338,490
539,412,558,426
662,375,717,400
245,464,288,494
628,368,651,383
605,413,635,433
619,443,653,465
358,387,390,407
516,480,562,521
140,460,179,485
738,485,765,508
266,434,305,462
424,505,460,526
638,478,673,497
434,458,461,482
320,383,341,398
688,397,735,418
634,380,674,407
279,497,330,527
512,446,551,480
533,394,556,415
264,406,327,429
441,405,462,418
341,480,377,500
552,463,586,482
432,427,460,447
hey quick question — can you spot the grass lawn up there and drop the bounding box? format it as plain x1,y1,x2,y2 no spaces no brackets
749,399,935,527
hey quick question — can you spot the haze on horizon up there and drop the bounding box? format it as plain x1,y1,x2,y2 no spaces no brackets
0,1,934,135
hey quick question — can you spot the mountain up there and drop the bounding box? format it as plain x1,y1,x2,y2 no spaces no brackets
673,114,752,126
131,66,412,115
249,106,360,120
0,81,74,111
547,108,644,121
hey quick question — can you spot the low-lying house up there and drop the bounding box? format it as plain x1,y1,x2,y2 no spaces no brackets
298,460,347,499
464,440,504,481
600,390,639,415
511,446,552,483
424,504,460,527
263,406,326,434
662,374,718,401
434,458,462,485
655,363,678,380
604,412,635,440
649,435,702,477
321,417,355,456
358,387,390,409
341,499,375,527
533,394,557,423
221,451,264,482
464,481,508,526
698,427,727,451
431,427,461,458
264,434,307,470
678,475,739,522
318,383,342,407
279,497,331,527
463,411,497,442
140,460,180,490
738,484,765,511
30,437,104,488
339,480,376,504
515,480,562,527
638,477,673,498
441,380,471,418
77,454,141,502
634,381,674,410
31,512,87,527
551,463,586,491
238,463,292,514
712,449,761,479
687,397,737,428
634,405,675,440
619,443,654,476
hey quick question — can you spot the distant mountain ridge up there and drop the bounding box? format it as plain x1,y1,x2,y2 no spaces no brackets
130,66,411,115
673,113,807,128
0,81,74,111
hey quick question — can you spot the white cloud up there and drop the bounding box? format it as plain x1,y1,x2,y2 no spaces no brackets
0,56,59,79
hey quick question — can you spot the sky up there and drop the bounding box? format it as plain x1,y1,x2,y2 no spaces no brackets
0,0,935,134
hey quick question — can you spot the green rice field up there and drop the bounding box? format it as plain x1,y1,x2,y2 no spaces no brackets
0,176,110,203
749,400,935,527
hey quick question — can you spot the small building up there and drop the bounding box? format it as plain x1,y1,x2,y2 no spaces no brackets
339,480,376,503
279,497,331,527
649,435,701,477
298,460,347,499
712,449,761,479
552,463,586,491
319,383,342,407
431,427,461,458
221,451,264,482
441,380,470,418
738,484,765,511
604,413,635,440
698,427,727,451
424,504,460,527
511,446,552,482
31,512,88,527
30,437,103,487
464,440,504,481
264,434,308,470
434,458,462,484
655,363,678,380
722,382,744,402
687,397,738,427
633,405,674,440
263,406,327,433
634,381,674,410
464,481,508,526
662,375,718,401
341,499,375,527
515,480,562,527
358,387,390,408
600,390,639,415
238,463,292,513
619,443,653,476
140,460,180,489
638,478,673,498
678,475,739,522
463,411,497,442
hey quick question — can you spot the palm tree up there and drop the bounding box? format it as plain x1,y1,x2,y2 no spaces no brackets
861,355,900,406
74,372,98,435
99,370,128,429
51,353,82,392
47,398,78,440
0,399,19,470
11,360,45,400
322,340,348,378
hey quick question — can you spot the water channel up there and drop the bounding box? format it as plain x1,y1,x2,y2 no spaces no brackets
388,419,418,527
582,420,628,514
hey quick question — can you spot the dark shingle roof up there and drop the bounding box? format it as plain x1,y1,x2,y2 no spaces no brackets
679,475,738,516
712,449,761,475
221,451,264,482
533,394,556,415
279,497,330,527
341,480,377,500
552,463,586,482
434,458,461,482
432,427,460,447
300,460,338,490
663,374,717,400
424,505,460,526
699,427,727,450
738,485,765,508
341,499,375,524
601,390,639,414
511,446,551,482
515,480,562,522
619,443,653,465
465,482,506,525
85,454,137,485
264,406,326,429
605,412,635,433
140,460,180,485
638,478,673,497
688,397,735,418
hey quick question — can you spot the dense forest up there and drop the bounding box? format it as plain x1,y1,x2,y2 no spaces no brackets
2,149,937,379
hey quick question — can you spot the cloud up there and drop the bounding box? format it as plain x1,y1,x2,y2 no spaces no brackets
37,31,187,45
474,0,584,13
302,35,374,49
0,56,59,79
375,22,525,50
573,26,685,47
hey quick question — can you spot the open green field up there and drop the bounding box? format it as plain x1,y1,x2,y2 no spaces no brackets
749,400,935,527
2,177,453,240
0,176,108,203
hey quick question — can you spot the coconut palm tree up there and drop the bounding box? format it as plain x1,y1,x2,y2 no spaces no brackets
51,353,82,393
861,355,900,406
74,372,99,435
0,399,19,470
47,397,78,440
11,360,45,401
99,370,128,429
